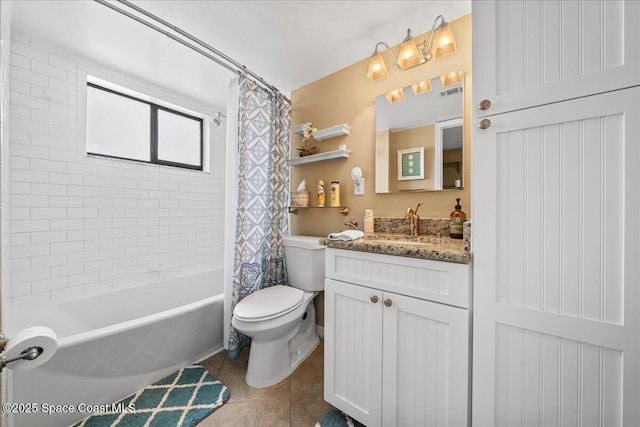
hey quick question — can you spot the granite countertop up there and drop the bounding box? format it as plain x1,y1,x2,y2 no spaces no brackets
319,232,472,264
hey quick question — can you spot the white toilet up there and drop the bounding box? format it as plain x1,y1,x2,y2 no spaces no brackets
232,235,325,388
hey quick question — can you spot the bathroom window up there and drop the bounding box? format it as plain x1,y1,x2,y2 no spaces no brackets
86,82,203,170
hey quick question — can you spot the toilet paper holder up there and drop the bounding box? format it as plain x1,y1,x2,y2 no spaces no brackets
0,333,43,372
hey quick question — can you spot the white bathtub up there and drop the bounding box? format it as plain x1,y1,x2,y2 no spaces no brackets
9,270,224,427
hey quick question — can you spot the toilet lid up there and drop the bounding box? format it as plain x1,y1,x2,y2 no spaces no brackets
234,285,305,321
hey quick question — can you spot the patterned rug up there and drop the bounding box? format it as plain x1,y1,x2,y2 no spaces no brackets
72,364,230,427
316,410,366,427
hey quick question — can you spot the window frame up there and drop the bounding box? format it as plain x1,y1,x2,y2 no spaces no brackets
87,82,204,171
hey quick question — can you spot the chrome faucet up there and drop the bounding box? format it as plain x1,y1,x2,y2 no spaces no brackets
404,203,423,237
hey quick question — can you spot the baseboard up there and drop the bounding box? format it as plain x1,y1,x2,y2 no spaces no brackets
316,324,324,339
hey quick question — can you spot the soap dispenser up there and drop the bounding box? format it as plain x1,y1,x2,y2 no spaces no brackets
449,198,466,239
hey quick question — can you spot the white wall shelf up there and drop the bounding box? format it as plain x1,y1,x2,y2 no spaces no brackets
288,149,350,166
311,123,350,140
293,123,350,140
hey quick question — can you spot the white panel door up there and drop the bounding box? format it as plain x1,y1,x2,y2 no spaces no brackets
382,291,469,427
473,0,640,117
473,87,640,426
324,279,383,427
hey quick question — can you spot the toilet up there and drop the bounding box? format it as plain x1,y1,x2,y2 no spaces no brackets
232,235,325,388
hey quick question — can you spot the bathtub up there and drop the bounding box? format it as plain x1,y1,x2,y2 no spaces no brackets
9,269,224,427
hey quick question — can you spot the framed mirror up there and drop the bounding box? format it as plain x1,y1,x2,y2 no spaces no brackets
375,70,464,193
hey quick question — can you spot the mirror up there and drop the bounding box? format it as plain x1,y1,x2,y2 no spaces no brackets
375,71,464,193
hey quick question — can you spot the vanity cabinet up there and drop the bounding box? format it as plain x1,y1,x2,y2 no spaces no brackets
324,248,471,427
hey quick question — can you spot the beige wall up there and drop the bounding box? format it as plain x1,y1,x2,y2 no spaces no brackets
290,14,472,238
292,15,472,328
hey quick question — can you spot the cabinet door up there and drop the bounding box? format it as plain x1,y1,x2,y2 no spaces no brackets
473,88,640,426
324,279,383,427
382,291,469,427
473,0,640,117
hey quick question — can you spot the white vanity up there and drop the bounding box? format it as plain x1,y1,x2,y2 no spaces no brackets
322,239,472,427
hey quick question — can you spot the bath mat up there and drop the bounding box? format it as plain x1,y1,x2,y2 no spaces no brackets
315,410,366,427
71,364,230,427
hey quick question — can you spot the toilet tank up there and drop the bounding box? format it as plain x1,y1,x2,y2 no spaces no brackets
283,235,326,291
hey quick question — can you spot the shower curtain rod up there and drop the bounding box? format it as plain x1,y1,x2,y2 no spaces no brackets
93,0,291,104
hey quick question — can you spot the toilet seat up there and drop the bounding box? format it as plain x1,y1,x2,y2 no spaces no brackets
234,285,305,322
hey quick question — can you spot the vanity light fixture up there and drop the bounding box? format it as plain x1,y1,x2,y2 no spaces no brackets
397,29,421,69
366,50,390,81
440,69,464,87
385,88,406,104
366,15,457,81
412,79,432,95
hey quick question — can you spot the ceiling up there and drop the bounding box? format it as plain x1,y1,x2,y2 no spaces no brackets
10,1,471,113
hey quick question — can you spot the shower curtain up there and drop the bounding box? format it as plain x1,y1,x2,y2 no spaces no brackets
227,76,291,360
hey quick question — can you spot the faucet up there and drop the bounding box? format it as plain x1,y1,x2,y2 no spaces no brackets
344,219,358,229
404,203,423,237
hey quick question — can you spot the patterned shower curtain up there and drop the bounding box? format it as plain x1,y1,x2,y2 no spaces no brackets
227,76,291,359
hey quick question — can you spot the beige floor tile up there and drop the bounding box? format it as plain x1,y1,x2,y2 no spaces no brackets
199,340,332,426
216,345,291,403
291,341,324,395
199,396,291,427
291,392,337,427
199,349,227,377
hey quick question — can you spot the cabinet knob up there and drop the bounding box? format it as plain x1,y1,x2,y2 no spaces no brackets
384,298,392,307
478,119,492,130
370,295,378,303
478,99,492,111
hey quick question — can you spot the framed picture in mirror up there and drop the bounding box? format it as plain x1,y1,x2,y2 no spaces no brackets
397,147,424,181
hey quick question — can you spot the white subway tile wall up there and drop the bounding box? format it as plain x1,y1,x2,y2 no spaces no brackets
7,34,226,311
1,1,14,331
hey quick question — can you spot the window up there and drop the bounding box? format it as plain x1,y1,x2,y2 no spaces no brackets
86,82,203,170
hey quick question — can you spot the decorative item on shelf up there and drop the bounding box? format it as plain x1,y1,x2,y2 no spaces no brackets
366,14,457,81
297,125,318,157
293,122,312,135
317,180,325,207
290,191,310,207
291,180,310,207
330,181,341,207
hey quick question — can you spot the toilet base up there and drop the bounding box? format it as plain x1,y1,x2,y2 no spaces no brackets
245,301,319,388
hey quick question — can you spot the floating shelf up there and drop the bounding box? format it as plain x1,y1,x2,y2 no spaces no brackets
288,206,349,215
293,123,350,140
311,124,350,141
288,149,350,166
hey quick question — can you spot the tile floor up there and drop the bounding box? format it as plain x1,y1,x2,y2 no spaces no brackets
197,340,337,426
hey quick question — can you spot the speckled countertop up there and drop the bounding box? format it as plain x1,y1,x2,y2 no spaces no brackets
319,232,472,264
